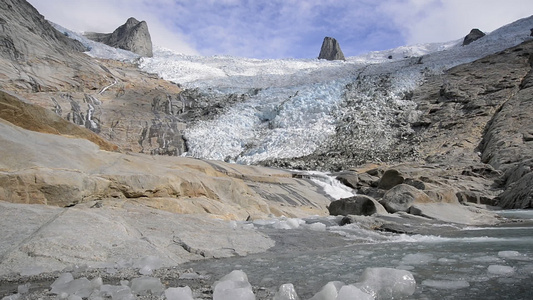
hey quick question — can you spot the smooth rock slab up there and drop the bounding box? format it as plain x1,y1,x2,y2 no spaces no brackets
381,184,431,213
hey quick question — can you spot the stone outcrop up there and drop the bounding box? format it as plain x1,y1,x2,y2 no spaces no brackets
0,112,331,219
0,90,117,151
463,28,485,46
84,17,153,57
328,195,387,216
318,37,345,61
381,184,432,213
0,0,86,62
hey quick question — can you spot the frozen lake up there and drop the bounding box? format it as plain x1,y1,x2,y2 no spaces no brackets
182,210,533,299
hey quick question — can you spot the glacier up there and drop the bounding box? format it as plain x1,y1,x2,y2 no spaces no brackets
51,16,533,167
136,16,533,166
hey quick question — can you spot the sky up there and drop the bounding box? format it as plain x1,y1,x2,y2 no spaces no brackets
28,0,533,59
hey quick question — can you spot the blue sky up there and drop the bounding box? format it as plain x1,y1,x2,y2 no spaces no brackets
28,0,533,59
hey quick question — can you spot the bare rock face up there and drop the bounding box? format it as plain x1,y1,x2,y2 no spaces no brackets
463,28,485,46
0,0,86,61
318,37,345,61
84,17,153,57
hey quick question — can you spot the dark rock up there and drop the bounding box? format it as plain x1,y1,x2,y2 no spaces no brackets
318,37,345,61
463,28,485,46
357,186,386,200
530,28,533,37
377,223,415,234
496,161,533,208
404,178,426,190
378,169,405,190
84,17,153,57
335,172,358,189
328,195,386,216
456,190,495,205
357,172,380,187
380,184,431,213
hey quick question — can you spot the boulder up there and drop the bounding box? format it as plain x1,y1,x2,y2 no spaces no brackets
380,184,431,213
328,195,387,216
462,28,485,46
377,169,404,190
84,17,153,57
318,37,345,61
335,172,358,188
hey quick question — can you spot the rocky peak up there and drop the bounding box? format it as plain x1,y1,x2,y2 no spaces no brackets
0,0,86,61
84,17,153,57
462,28,485,46
318,36,345,61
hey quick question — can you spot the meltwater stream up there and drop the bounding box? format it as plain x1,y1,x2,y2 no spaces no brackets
182,210,533,299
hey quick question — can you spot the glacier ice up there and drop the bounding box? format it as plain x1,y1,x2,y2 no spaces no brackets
355,267,416,299
213,270,255,300
336,284,373,300
164,286,194,300
273,283,300,300
130,277,165,296
309,281,344,300
100,284,134,300
133,255,163,275
421,279,470,289
487,265,515,276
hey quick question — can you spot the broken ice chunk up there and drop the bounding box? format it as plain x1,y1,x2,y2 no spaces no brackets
130,277,165,296
336,284,373,300
100,284,134,300
309,281,344,300
355,267,416,299
134,256,163,275
421,279,470,289
164,286,194,300
488,265,515,276
273,283,299,300
213,270,255,300
17,283,30,295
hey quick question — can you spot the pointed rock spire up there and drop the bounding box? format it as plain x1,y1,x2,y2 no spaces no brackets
84,17,153,57
462,29,485,46
318,37,345,61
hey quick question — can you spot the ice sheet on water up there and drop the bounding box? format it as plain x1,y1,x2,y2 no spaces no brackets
164,286,194,300
273,283,300,300
498,250,528,260
487,265,515,276
400,253,435,265
421,279,470,289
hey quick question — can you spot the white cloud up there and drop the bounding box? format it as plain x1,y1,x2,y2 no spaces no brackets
381,0,533,44
26,0,533,58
